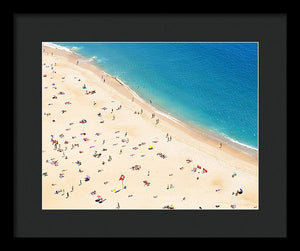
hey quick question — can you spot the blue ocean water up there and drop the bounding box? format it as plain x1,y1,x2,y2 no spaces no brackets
54,42,258,149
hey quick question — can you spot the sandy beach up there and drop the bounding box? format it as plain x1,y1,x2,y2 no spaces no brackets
42,44,258,210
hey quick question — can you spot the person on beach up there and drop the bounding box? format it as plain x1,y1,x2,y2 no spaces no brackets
155,119,159,125
219,143,222,148
76,60,79,65
232,188,243,196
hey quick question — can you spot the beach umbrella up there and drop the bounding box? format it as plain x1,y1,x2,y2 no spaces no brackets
197,165,201,169
119,174,125,189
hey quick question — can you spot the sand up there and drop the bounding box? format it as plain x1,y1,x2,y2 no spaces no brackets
42,44,258,210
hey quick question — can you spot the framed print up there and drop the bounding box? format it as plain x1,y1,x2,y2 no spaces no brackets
14,13,287,237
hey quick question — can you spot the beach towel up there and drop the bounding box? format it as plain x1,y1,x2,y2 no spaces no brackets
143,180,150,186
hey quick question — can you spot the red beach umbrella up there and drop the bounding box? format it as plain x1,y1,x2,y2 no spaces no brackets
119,175,125,189
197,165,201,169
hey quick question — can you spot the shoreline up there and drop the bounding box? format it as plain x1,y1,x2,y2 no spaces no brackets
42,43,258,165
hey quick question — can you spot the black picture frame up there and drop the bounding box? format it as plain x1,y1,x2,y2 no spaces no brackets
13,13,287,238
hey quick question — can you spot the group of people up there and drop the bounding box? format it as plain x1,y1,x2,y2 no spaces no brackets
42,48,246,209
166,133,172,142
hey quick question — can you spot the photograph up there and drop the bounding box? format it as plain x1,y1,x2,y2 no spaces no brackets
42,42,259,210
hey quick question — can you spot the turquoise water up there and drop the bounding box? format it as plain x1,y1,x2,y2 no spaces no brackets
54,42,258,149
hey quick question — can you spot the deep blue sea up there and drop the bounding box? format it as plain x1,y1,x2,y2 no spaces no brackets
54,42,258,149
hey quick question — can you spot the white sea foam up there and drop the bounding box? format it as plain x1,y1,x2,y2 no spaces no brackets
155,110,183,125
224,135,258,151
70,46,81,52
79,56,97,63
42,42,72,52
